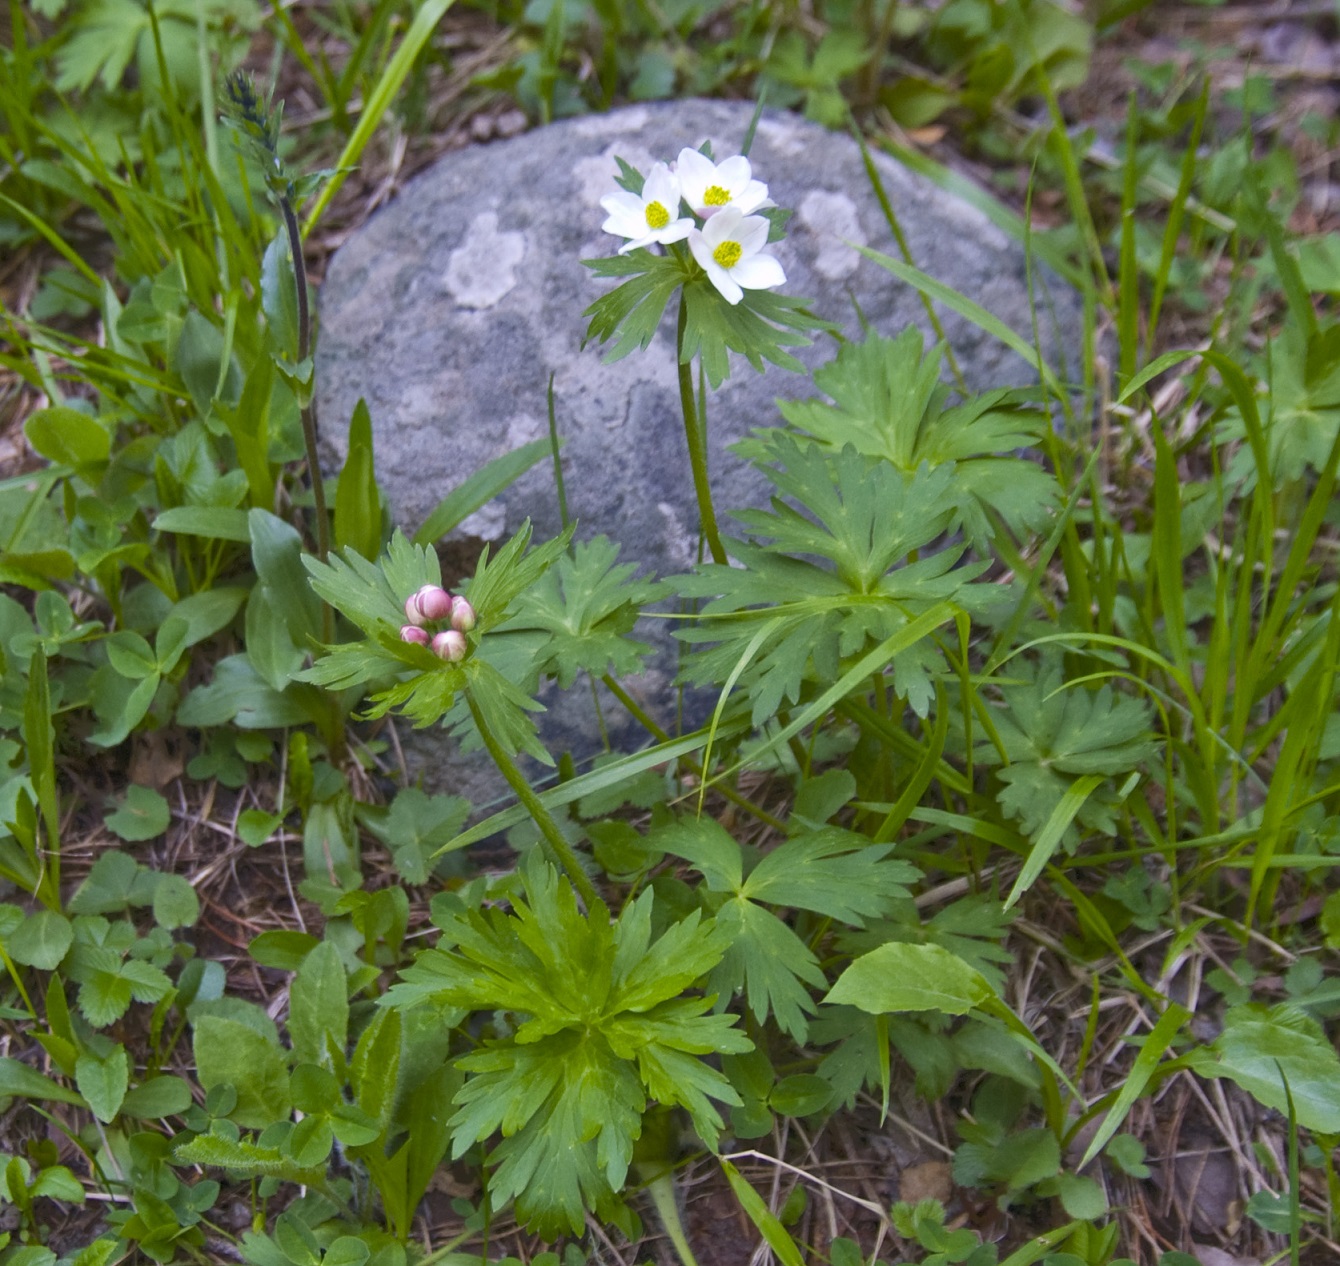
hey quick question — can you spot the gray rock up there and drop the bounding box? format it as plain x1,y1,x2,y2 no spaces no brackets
314,99,1080,805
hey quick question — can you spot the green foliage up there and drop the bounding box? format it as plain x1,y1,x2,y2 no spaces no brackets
582,249,827,389
655,816,918,1039
500,535,664,688
976,660,1153,845
5,0,1340,1258
55,0,259,98
678,440,989,722
385,856,750,1235
762,329,1058,547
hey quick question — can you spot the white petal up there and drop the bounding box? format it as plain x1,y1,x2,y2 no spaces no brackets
675,147,716,205
618,232,659,254
602,203,650,238
600,190,643,216
688,227,713,271
733,181,771,214
731,253,785,292
642,162,680,208
655,219,693,245
716,154,752,193
701,205,744,247
734,215,770,257
703,258,743,305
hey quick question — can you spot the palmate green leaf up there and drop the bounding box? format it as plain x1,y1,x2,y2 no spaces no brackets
302,531,441,637
744,828,918,917
464,521,574,635
582,252,828,388
66,946,172,1028
769,329,1056,546
55,0,258,95
715,897,826,1041
680,279,828,389
978,660,1153,844
655,818,917,1040
385,858,746,1236
581,250,688,363
455,659,548,763
361,788,469,886
452,1030,644,1236
500,536,665,689
677,445,987,720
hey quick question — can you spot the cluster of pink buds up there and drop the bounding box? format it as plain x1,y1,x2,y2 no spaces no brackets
400,583,476,662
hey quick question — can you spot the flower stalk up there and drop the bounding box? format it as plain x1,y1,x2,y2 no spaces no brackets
466,691,599,909
281,196,329,564
676,292,728,566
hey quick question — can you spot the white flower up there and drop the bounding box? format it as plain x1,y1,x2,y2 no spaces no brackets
688,207,786,306
675,147,771,218
600,162,693,254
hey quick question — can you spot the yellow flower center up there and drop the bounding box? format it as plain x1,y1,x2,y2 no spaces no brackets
713,240,743,269
703,184,731,206
645,201,670,230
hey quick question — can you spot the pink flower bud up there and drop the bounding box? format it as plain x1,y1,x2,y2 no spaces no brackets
431,629,467,662
408,583,454,623
404,595,427,626
400,624,431,645
449,597,476,632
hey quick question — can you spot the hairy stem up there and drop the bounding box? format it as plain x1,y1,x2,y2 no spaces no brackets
467,692,599,908
282,196,329,565
676,293,727,566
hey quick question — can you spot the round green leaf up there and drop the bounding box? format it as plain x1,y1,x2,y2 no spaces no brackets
152,873,199,930
287,1114,333,1169
769,1074,834,1118
7,909,73,971
322,1239,371,1266
238,809,284,849
248,928,320,969
1054,1171,1107,1220
106,785,171,842
24,406,111,468
1188,1002,1340,1134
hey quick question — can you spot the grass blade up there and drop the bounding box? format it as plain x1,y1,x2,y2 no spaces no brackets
303,0,456,235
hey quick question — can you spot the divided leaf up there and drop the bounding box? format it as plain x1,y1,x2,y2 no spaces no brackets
770,328,1057,545
655,818,918,1040
501,536,664,689
677,441,988,721
978,660,1152,844
385,858,748,1236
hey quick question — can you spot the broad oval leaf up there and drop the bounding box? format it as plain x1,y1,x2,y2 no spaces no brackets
24,406,110,469
824,942,994,1016
1187,1003,1340,1134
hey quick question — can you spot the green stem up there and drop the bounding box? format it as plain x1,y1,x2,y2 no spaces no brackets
675,293,727,566
601,674,787,833
282,196,329,566
467,692,599,908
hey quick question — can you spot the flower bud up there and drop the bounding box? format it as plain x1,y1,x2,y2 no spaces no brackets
449,597,476,632
408,583,454,623
431,629,467,662
400,624,431,645
404,594,427,626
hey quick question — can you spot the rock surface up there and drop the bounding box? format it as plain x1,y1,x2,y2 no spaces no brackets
315,98,1081,803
